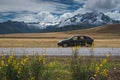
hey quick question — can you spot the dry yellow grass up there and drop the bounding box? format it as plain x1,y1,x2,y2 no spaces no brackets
94,39,120,47
0,39,58,47
0,24,119,47
0,38,120,47
0,32,70,39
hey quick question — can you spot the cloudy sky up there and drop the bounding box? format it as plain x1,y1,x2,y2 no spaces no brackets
0,0,120,22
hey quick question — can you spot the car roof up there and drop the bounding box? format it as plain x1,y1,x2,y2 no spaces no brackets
72,35,89,37
72,35,93,39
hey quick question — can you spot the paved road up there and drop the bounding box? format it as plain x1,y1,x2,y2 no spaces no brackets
0,48,120,56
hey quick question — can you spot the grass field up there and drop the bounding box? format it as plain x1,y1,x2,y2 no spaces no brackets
0,24,119,47
0,38,120,47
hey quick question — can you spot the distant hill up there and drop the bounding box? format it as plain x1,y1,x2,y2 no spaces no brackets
93,24,120,34
0,21,39,34
65,24,120,34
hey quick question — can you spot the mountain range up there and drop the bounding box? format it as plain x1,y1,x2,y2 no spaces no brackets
0,11,119,34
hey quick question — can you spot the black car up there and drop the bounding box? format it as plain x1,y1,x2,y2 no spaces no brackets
58,36,94,47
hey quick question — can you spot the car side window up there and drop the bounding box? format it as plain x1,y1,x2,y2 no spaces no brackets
84,36,90,40
72,36,78,40
80,36,84,40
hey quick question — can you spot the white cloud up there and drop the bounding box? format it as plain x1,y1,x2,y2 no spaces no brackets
37,11,59,23
84,0,120,12
12,11,59,24
12,13,39,23
0,19,3,22
0,0,69,13
1,0,120,24
74,8,92,15
60,12,73,22
74,0,87,3
105,11,120,20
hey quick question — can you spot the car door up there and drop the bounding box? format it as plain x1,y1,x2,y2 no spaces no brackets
78,36,85,46
70,36,78,46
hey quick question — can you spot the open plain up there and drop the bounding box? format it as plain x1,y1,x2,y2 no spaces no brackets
0,24,120,48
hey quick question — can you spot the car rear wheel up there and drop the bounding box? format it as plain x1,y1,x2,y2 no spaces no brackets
62,43,68,47
85,42,93,47
86,44,92,47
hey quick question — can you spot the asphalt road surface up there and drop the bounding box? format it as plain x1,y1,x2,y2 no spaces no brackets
0,48,120,56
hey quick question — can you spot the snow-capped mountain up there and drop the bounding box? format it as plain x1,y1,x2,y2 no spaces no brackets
58,11,119,27
0,11,119,34
27,11,119,30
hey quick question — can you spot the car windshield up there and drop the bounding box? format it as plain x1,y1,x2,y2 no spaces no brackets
68,36,74,40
